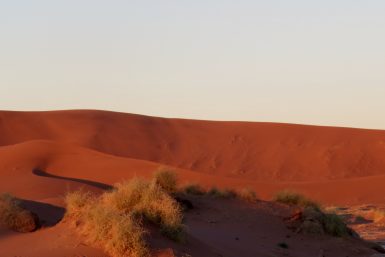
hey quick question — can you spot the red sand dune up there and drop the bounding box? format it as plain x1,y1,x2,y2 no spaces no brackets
1,110,385,204
1,110,385,256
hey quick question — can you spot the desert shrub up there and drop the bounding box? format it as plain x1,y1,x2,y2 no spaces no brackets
274,190,320,210
103,179,184,242
65,189,94,219
152,168,177,194
182,183,206,195
102,178,148,212
323,212,350,237
293,206,351,237
237,188,257,202
65,189,148,257
208,187,236,198
137,182,184,241
0,193,39,233
67,174,185,253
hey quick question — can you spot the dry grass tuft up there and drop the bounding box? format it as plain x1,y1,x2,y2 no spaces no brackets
275,192,351,238
65,189,148,257
274,190,320,210
103,178,184,242
322,212,350,237
152,168,178,194
65,174,185,256
208,187,237,198
181,183,206,195
0,193,39,233
182,184,257,203
237,188,257,202
65,190,148,257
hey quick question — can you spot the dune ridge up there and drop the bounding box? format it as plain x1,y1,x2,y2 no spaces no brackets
2,109,385,182
1,110,385,205
1,110,384,256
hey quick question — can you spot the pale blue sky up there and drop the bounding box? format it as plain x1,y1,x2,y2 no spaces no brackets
1,1,385,129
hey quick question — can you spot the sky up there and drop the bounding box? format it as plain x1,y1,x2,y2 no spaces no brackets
1,1,385,129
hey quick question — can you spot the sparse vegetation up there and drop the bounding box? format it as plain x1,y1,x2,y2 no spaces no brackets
0,193,39,233
65,173,185,256
65,189,94,220
152,168,178,194
208,187,236,198
182,184,257,202
322,212,350,237
103,178,184,242
237,188,257,202
181,183,206,195
65,190,148,257
274,190,320,210
278,192,351,238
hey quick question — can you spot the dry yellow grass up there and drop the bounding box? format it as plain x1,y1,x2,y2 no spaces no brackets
237,188,257,202
65,174,185,256
181,183,206,195
0,193,39,233
273,190,320,210
65,189,148,257
152,168,178,194
208,187,236,198
103,178,184,242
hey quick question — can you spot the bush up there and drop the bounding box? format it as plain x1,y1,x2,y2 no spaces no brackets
152,168,177,194
182,183,206,195
0,193,39,233
273,190,320,210
103,179,184,242
323,213,350,237
237,188,257,202
65,189,94,219
65,175,185,256
65,189,148,257
208,187,236,198
102,179,148,212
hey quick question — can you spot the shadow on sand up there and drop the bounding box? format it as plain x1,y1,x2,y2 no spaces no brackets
20,199,66,227
32,168,113,191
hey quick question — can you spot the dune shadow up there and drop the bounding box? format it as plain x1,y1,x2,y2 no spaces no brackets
32,168,113,191
19,199,65,227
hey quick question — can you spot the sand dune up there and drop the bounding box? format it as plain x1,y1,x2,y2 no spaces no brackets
1,110,385,204
1,110,385,256
2,110,385,182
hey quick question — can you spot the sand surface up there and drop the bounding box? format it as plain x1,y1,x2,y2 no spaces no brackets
1,110,384,256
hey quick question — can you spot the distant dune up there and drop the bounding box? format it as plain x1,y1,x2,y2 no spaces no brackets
1,110,385,256
1,110,385,205
2,110,385,181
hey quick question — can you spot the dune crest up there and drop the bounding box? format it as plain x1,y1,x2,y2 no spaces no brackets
2,110,385,182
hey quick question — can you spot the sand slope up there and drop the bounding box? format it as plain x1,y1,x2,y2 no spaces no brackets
0,110,384,256
2,110,385,182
